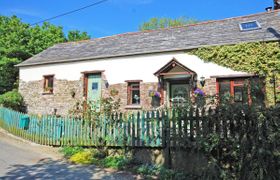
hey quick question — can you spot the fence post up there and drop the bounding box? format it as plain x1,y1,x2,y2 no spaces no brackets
156,110,161,146
136,112,141,147
163,110,172,168
189,107,194,140
132,113,135,147
141,112,145,146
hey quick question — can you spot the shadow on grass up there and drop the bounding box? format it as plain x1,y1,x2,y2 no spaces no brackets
1,158,136,180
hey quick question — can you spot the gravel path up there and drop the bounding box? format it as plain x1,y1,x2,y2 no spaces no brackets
0,128,140,180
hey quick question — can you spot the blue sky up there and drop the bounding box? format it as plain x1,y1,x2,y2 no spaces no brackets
0,0,273,38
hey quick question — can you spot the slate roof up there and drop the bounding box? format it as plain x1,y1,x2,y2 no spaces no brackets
17,10,280,67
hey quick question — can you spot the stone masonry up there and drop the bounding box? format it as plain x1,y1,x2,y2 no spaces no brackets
19,78,83,116
19,77,216,116
203,78,217,96
19,77,159,116
102,82,159,112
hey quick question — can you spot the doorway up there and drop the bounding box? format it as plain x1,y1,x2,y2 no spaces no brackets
169,81,190,107
85,73,102,109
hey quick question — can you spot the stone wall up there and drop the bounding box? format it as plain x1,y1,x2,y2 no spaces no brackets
102,82,159,112
19,77,216,116
99,147,208,172
19,78,160,116
203,78,217,96
131,148,208,172
19,78,83,116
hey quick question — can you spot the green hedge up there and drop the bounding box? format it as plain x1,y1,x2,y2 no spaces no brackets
0,89,24,111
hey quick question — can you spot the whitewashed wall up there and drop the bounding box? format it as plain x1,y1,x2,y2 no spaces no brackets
19,51,248,84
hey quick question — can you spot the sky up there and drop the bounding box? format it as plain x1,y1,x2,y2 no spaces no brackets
0,0,274,38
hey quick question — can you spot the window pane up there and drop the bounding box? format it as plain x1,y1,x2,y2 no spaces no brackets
44,76,54,93
219,81,230,97
240,21,261,31
234,86,243,102
128,82,140,105
131,84,139,89
48,77,53,88
132,90,140,104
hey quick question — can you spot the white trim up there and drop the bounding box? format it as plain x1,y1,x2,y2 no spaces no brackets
239,20,261,31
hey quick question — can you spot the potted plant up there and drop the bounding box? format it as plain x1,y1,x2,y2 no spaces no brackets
44,87,53,93
110,88,119,96
150,90,161,107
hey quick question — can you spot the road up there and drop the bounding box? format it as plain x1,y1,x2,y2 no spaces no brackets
0,129,139,180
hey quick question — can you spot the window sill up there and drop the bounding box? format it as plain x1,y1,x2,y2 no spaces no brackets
42,92,54,95
125,105,142,109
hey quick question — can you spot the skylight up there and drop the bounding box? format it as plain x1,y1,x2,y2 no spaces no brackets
239,21,261,31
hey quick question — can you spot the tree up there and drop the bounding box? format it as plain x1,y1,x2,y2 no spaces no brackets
67,30,90,42
0,15,90,95
139,17,199,31
26,22,66,55
0,57,20,94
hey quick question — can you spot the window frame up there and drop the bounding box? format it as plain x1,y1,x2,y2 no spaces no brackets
216,78,248,103
126,80,142,105
43,75,54,94
239,20,261,32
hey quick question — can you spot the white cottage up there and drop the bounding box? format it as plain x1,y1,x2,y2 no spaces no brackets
17,10,280,116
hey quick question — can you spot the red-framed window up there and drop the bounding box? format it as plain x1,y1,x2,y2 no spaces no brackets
216,78,247,103
126,80,141,105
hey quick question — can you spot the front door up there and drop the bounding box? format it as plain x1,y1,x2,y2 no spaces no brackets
170,83,190,107
87,74,102,109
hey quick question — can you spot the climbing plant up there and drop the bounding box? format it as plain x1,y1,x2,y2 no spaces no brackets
191,41,280,105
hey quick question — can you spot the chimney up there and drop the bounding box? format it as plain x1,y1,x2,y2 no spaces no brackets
274,0,280,10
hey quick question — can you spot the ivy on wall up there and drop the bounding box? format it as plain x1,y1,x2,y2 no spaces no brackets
191,41,280,105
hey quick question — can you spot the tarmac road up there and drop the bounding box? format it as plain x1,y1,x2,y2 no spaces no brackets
0,128,139,180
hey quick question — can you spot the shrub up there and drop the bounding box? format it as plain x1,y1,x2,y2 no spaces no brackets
102,155,130,169
0,89,24,111
136,164,188,180
60,146,84,158
69,150,94,164
136,164,160,176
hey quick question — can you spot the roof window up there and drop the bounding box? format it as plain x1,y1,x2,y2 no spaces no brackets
239,21,261,31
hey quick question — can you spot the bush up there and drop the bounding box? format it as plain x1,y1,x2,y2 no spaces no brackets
0,89,24,111
62,147,132,169
69,150,94,164
136,164,189,180
60,146,84,158
102,155,130,169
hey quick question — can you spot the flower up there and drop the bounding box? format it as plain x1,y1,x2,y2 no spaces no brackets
194,88,205,96
154,91,161,98
149,90,161,98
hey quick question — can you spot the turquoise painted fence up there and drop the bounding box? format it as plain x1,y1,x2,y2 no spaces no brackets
0,107,221,147
0,107,169,147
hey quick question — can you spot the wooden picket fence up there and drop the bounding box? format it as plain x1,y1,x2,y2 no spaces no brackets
0,106,249,147
0,107,167,147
